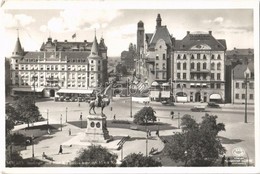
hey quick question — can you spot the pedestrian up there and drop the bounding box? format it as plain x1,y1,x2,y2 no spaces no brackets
171,111,174,119
42,152,47,159
113,114,116,120
110,106,113,111
80,113,82,120
221,155,226,166
47,128,51,135
78,102,80,107
58,145,63,154
69,128,71,136
227,157,232,166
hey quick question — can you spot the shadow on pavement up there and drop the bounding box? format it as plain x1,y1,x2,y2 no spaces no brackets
218,136,244,144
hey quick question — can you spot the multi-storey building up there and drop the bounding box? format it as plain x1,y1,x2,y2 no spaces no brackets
173,31,226,103
9,34,108,98
137,14,227,103
121,43,137,71
231,62,254,104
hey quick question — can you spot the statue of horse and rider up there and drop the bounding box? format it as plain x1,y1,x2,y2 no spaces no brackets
89,94,110,115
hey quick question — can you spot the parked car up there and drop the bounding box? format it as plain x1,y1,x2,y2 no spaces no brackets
207,102,220,108
161,100,174,106
191,105,206,112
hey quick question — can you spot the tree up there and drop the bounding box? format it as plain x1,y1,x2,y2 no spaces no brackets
166,114,226,166
133,107,157,125
72,145,118,167
120,153,162,167
13,96,41,127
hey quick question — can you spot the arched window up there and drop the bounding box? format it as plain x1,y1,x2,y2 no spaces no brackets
183,54,186,59
177,84,181,88
217,54,221,60
197,63,200,71
191,55,194,59
177,54,181,59
191,62,194,69
203,62,207,69
183,62,187,70
211,62,215,70
177,62,181,70
211,55,215,59
217,63,221,70
203,55,207,59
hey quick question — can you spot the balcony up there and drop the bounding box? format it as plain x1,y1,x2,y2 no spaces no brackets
190,69,210,73
46,77,59,82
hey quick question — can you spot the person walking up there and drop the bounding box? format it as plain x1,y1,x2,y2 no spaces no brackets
80,113,82,120
68,128,71,136
171,111,174,119
227,157,232,166
221,155,226,166
113,114,116,120
58,145,63,154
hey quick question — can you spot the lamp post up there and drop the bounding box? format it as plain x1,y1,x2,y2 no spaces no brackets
244,75,249,123
60,114,62,131
66,107,68,123
130,95,132,118
32,72,37,104
178,112,180,129
31,135,34,158
47,109,49,125
145,114,148,157
184,150,188,166
80,112,83,129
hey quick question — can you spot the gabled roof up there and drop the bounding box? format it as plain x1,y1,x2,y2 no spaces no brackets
145,33,153,44
149,26,172,49
233,62,254,79
174,32,226,51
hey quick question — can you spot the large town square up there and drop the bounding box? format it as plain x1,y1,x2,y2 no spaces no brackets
2,1,259,173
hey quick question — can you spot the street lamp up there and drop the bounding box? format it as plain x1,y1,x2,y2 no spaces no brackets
184,150,188,166
178,112,180,129
60,114,62,131
32,72,37,104
244,75,249,123
47,109,49,125
145,114,148,157
66,107,68,123
31,135,34,158
80,112,83,128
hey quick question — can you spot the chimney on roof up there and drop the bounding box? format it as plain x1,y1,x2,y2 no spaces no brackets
54,39,57,43
187,31,190,35
84,40,87,43
209,31,212,35
234,47,236,50
65,40,67,43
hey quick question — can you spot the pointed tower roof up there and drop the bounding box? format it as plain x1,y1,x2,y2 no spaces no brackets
89,34,101,59
13,37,24,56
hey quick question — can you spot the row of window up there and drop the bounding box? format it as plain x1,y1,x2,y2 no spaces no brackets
235,93,254,100
177,62,221,70
235,82,254,89
176,73,222,80
177,54,222,60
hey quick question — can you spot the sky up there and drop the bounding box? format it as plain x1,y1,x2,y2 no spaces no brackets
0,8,254,58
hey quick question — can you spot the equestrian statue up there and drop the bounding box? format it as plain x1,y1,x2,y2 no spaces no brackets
89,94,110,115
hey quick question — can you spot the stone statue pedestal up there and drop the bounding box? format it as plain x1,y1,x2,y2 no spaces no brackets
80,113,111,143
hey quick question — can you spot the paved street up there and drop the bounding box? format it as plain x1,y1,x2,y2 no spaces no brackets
17,98,255,166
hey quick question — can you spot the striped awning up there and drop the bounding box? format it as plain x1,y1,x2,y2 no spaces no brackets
196,83,201,86
190,83,195,86
202,83,207,86
151,81,159,86
162,82,170,87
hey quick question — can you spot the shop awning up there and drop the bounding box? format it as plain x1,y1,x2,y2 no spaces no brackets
151,81,159,86
161,91,170,98
210,94,221,99
12,87,44,92
190,83,195,86
57,89,93,94
196,83,201,86
202,83,207,86
150,91,160,98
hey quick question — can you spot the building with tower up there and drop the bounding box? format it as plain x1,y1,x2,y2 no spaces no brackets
136,14,227,103
8,33,108,98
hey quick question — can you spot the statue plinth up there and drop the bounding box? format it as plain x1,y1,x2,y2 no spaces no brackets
80,113,111,143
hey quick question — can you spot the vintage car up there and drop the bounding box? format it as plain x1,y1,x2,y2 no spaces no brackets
190,105,206,112
207,102,221,108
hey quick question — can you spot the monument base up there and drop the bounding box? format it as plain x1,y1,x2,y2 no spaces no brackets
80,113,112,143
